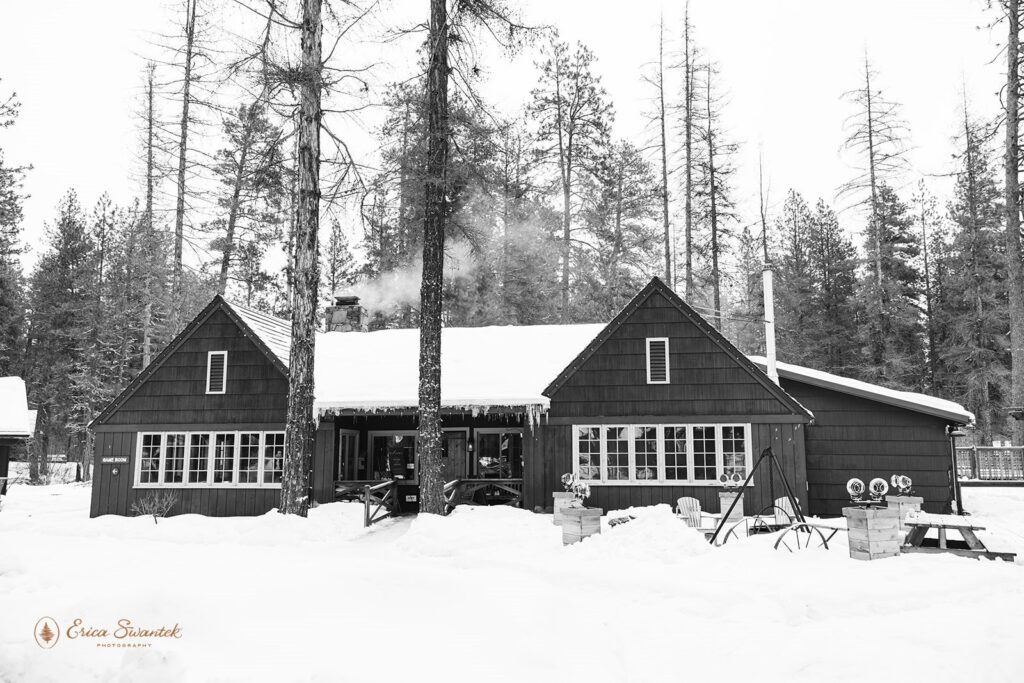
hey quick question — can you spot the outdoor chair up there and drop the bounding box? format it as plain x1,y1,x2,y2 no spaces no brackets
676,496,702,528
774,496,797,526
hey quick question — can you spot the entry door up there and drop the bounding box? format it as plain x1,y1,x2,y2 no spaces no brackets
337,430,358,480
442,430,468,482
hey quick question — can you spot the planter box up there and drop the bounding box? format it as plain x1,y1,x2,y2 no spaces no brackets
843,506,901,561
885,495,924,534
562,506,602,545
718,491,744,524
552,492,575,526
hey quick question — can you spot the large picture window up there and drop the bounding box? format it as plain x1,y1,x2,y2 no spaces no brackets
572,424,752,486
135,430,285,488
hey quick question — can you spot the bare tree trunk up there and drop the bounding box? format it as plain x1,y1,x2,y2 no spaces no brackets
1006,0,1024,446
918,194,936,388
552,50,573,323
418,0,450,516
683,2,694,298
863,58,886,370
280,0,322,517
143,63,156,367
218,105,256,294
706,65,722,330
657,16,671,285
171,0,198,330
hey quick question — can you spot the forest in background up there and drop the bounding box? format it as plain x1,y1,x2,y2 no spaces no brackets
0,1,1018,473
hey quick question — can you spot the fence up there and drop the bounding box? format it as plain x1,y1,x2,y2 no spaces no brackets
955,446,1024,481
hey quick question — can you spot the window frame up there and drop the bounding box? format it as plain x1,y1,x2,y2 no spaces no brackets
473,427,524,479
645,337,670,384
134,430,284,489
206,350,228,395
571,423,753,487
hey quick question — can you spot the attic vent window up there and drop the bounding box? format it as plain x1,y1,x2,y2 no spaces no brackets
206,351,227,394
646,338,670,384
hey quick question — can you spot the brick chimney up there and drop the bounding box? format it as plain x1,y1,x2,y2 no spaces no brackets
325,295,369,332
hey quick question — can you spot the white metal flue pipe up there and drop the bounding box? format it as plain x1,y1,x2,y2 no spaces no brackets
762,267,779,384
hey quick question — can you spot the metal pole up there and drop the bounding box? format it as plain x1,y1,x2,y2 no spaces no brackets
762,268,779,384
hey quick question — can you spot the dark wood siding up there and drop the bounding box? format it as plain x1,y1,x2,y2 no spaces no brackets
103,309,288,426
549,290,797,418
91,428,285,517
780,379,955,516
524,421,808,515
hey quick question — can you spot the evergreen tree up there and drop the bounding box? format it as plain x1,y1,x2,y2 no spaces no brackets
529,38,614,321
0,82,27,376
211,103,287,298
853,184,926,386
937,106,1007,443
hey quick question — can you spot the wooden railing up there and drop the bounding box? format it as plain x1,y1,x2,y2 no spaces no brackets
363,480,396,527
443,478,523,514
956,446,1024,481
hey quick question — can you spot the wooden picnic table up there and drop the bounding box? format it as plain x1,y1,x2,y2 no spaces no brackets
902,511,1016,562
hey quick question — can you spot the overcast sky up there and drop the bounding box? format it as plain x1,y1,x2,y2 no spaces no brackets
0,0,1005,269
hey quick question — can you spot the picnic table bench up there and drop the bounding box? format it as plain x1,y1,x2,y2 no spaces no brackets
902,511,1016,562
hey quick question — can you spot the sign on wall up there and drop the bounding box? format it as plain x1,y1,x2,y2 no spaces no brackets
101,456,128,465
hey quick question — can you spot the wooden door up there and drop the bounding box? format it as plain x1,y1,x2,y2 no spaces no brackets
442,431,467,482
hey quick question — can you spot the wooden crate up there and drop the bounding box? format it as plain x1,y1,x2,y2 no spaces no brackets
718,491,744,524
562,506,603,545
885,495,923,533
552,492,575,526
843,506,901,560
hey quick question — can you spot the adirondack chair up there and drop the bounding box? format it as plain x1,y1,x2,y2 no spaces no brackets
676,496,702,528
774,496,797,526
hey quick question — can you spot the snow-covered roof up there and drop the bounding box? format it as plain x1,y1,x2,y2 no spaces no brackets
0,377,33,438
223,298,968,424
748,356,974,424
222,299,604,415
227,300,292,366
314,324,605,416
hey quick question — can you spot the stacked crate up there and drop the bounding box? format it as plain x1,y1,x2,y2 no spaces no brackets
562,507,602,545
843,506,901,560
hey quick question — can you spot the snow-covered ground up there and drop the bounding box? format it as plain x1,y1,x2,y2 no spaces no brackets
1,484,1022,683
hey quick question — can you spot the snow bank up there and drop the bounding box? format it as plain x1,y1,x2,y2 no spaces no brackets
2,486,1023,682
570,504,711,563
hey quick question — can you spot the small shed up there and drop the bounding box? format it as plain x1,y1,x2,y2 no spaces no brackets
0,377,33,494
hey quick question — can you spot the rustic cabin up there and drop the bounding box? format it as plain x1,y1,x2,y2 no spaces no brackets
88,277,973,519
0,376,33,496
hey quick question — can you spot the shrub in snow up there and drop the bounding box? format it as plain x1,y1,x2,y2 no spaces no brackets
130,491,179,524
560,473,591,508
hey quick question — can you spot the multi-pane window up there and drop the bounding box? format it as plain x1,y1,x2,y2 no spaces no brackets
238,433,261,484
189,434,210,484
136,431,284,488
722,426,747,479
692,426,717,481
576,427,602,480
634,426,658,480
140,434,162,483
213,433,236,483
163,434,186,484
263,433,285,484
664,427,687,480
572,424,749,485
605,427,629,480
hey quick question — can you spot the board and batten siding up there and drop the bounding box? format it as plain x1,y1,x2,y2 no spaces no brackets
91,428,297,517
524,421,807,515
530,285,812,514
102,308,289,426
780,379,955,516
